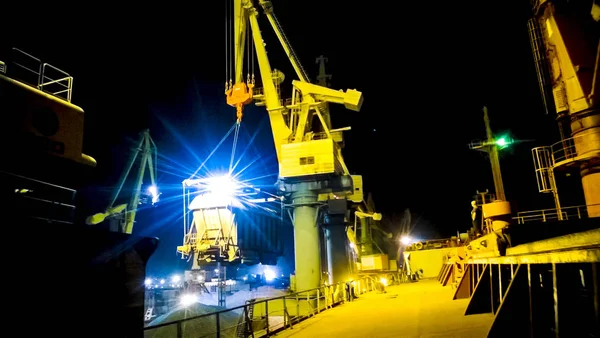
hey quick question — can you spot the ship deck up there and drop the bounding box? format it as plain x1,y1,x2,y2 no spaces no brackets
274,279,493,338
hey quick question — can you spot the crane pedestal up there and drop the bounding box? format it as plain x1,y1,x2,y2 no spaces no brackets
323,198,351,286
282,177,355,292
324,225,350,285
581,166,600,217
290,187,321,293
573,120,600,218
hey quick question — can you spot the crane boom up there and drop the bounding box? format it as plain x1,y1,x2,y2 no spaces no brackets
233,1,248,84
124,131,157,234
86,130,158,234
229,0,363,179
258,0,310,83
232,0,290,159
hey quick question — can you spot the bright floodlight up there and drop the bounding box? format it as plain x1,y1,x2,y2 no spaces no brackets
400,236,412,245
171,275,181,283
495,137,507,147
180,293,198,307
148,185,160,204
264,268,276,281
206,175,239,198
186,174,244,209
144,278,152,286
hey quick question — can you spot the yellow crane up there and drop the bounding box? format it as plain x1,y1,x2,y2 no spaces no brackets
86,129,159,234
528,0,600,218
228,0,364,291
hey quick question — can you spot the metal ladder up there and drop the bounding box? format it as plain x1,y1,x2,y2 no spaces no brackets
144,307,154,321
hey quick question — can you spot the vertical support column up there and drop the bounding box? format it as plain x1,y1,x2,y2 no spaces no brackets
319,226,328,282
498,264,503,305
192,252,200,270
552,263,559,337
291,186,320,292
325,226,349,284
580,160,600,217
217,261,226,308
593,263,599,333
572,110,600,218
490,262,495,313
483,106,506,201
359,217,372,255
527,264,534,338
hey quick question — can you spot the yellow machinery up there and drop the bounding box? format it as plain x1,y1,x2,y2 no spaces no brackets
403,108,515,280
355,196,394,255
177,176,241,266
86,129,158,234
0,48,96,169
0,48,158,336
177,176,282,267
408,3,600,335
529,0,600,217
228,0,364,292
348,199,406,284
461,108,513,259
439,0,600,264
176,175,283,307
353,208,395,269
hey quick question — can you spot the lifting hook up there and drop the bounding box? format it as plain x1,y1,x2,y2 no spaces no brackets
226,81,254,123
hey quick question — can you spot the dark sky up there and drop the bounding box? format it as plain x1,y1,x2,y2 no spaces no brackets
2,1,584,274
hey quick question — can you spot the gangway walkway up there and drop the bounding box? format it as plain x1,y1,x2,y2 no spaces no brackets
274,279,493,338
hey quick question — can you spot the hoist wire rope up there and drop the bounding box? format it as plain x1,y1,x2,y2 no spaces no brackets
228,121,282,201
229,0,233,81
230,121,262,175
247,26,250,80
251,24,255,75
225,0,228,82
188,122,237,180
229,121,241,174
232,125,282,202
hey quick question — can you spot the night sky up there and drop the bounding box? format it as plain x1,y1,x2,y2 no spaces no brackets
1,1,585,275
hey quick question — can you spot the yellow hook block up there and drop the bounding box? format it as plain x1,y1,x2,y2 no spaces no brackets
226,82,254,122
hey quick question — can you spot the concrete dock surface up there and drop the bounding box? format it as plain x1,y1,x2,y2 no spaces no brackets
274,279,493,338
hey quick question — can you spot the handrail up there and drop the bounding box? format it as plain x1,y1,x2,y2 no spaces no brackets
550,129,600,166
143,276,377,337
513,203,600,224
9,48,74,102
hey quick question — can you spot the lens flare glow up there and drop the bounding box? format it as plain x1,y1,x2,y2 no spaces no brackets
400,236,412,245
148,185,160,204
205,175,239,198
180,293,198,307
264,268,276,281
